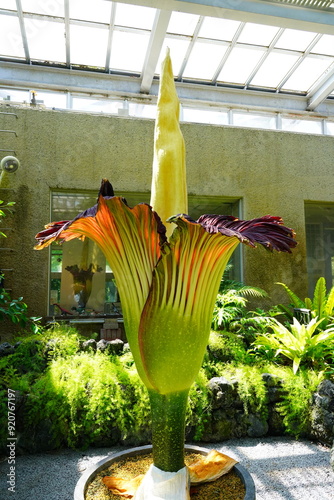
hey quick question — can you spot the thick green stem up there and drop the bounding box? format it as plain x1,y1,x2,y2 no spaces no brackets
148,388,189,473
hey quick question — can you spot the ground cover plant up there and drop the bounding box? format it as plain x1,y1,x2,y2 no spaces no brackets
1,293,333,456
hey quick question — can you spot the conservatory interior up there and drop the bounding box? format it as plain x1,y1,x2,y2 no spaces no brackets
1,0,334,337
1,1,334,499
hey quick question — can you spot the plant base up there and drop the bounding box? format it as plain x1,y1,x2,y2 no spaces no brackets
74,444,256,500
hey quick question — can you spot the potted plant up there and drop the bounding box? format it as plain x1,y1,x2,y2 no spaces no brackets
35,50,296,499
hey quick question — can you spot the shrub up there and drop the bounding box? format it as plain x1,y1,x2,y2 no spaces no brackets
253,317,334,373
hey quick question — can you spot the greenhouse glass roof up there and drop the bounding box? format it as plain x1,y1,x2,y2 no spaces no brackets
1,0,334,116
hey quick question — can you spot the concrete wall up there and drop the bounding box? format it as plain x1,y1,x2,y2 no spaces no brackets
0,103,333,333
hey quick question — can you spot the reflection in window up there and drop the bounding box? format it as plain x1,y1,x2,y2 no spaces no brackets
305,203,334,294
49,191,241,316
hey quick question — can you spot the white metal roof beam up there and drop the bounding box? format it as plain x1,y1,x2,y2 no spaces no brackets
15,0,30,63
105,3,117,72
64,0,70,68
140,9,172,93
2,60,334,116
113,0,334,34
307,63,334,110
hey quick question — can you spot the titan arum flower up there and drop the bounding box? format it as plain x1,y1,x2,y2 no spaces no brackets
35,50,296,499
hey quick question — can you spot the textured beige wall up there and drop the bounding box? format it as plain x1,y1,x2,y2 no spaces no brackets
0,103,333,333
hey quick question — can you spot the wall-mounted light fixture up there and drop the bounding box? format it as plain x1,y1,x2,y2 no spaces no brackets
0,156,20,184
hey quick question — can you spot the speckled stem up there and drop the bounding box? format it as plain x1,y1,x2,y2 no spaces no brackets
148,388,189,473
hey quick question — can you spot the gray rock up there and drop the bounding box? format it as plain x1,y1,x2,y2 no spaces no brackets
310,380,334,445
81,339,97,352
208,376,240,409
247,413,269,437
97,338,124,355
0,342,14,357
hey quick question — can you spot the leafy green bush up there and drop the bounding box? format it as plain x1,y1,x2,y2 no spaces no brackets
269,366,324,437
25,352,150,448
253,317,334,373
207,330,252,365
277,277,334,328
211,283,268,332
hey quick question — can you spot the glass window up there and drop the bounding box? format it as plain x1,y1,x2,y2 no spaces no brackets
21,0,64,17
198,17,240,41
250,51,300,88
167,11,200,36
274,29,317,51
128,102,157,119
183,41,228,80
72,97,123,114
0,88,29,102
25,18,66,63
0,0,16,9
311,34,334,56
70,24,108,68
156,37,190,76
237,23,279,46
182,107,229,125
31,90,67,108
109,30,150,72
114,3,156,30
49,191,241,316
281,117,322,134
69,0,110,23
218,46,266,84
282,55,333,92
305,203,334,294
326,121,334,135
0,14,24,58
232,111,276,129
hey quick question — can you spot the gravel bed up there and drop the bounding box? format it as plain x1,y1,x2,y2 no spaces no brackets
0,437,333,500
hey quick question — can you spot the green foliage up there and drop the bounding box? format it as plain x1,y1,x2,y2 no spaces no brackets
253,317,334,373
26,352,151,448
0,286,42,333
269,366,324,437
0,199,15,238
277,277,334,328
207,330,252,365
187,369,211,440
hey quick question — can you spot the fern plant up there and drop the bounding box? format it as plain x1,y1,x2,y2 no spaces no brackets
253,317,334,373
212,280,268,331
277,277,334,328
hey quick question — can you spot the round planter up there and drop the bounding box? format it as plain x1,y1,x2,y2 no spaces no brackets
74,444,256,499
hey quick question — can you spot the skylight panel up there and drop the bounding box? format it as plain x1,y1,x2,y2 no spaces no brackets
311,35,334,56
183,41,228,80
110,31,150,72
167,11,200,36
0,14,24,58
156,38,190,76
114,3,156,30
198,17,240,41
274,29,318,51
237,23,279,46
70,0,111,23
250,51,300,88
218,46,266,85
21,0,64,17
282,55,333,92
25,18,66,62
0,0,16,9
70,25,108,67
